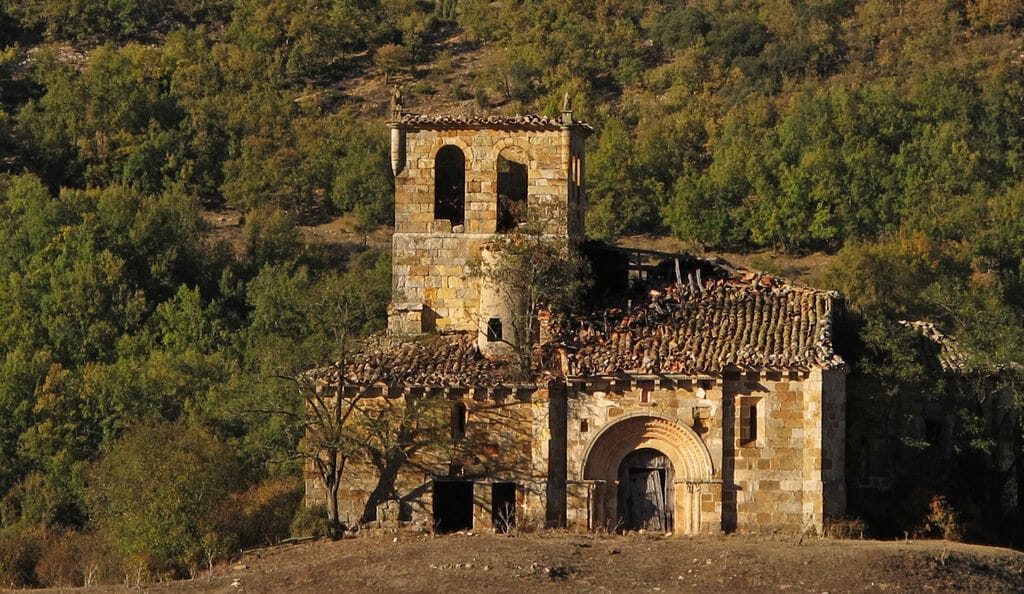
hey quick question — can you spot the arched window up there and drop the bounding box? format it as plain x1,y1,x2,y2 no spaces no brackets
497,152,528,232
435,145,465,226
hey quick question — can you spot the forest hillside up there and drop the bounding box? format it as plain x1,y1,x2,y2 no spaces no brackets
0,0,1023,587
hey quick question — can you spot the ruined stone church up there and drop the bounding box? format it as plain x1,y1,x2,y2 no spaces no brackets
304,104,847,535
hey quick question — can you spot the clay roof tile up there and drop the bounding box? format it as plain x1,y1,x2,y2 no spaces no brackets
394,112,593,133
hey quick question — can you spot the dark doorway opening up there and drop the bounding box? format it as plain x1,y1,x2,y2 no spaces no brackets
491,482,516,533
617,448,674,532
433,479,473,533
497,154,527,232
435,146,466,226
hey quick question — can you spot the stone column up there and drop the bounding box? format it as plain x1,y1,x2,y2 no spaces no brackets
390,125,405,176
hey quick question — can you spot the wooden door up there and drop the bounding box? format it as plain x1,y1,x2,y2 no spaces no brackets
618,448,674,532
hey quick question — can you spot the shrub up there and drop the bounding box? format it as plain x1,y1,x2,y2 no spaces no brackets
0,525,42,588
453,83,473,101
925,495,963,541
217,478,304,550
34,530,119,588
33,531,80,587
87,421,241,578
375,44,412,84
824,516,867,539
474,87,489,108
290,503,330,539
411,81,435,95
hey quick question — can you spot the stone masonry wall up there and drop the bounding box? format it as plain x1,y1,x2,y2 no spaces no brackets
725,370,833,533
565,377,722,534
389,125,585,334
305,387,549,532
306,369,844,534
565,370,843,534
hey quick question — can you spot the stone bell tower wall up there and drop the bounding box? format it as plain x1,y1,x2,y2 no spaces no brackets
388,118,589,335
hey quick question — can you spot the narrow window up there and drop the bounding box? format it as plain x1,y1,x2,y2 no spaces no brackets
497,153,527,232
435,145,465,225
580,419,589,433
451,402,467,439
924,418,942,447
486,317,502,342
740,397,762,446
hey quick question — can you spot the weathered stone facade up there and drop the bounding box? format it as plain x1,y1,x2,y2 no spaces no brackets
305,110,847,536
389,111,589,335
567,368,846,533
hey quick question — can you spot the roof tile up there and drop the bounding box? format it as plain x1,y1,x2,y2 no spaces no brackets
312,274,843,388
393,112,593,133
548,278,843,376
901,320,968,372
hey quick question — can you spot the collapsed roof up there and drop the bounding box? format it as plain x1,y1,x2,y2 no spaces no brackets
312,251,844,389
900,320,968,373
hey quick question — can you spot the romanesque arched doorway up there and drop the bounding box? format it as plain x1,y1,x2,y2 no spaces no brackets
582,415,714,534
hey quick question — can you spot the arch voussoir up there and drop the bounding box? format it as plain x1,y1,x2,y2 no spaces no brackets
582,415,714,483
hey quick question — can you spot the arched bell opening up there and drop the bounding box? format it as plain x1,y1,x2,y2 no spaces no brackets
434,145,466,226
496,151,527,232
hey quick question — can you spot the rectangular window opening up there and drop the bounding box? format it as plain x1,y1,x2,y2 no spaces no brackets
739,397,762,447
451,402,467,440
486,317,503,342
924,418,943,448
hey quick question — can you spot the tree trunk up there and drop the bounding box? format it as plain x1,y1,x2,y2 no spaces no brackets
324,447,342,539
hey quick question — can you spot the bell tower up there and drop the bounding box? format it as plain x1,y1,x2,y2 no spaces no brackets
387,99,591,339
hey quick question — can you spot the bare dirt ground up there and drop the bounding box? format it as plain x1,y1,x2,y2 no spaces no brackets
52,532,1024,593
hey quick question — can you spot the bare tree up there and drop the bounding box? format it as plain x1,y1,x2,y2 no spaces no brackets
356,389,452,523
289,368,365,538
475,221,590,376
260,271,383,538
286,359,452,535
274,305,450,536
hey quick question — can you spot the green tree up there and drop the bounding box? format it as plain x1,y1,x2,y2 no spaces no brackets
87,421,241,576
826,232,968,319
242,207,303,268
16,43,184,191
587,117,663,240
375,44,412,85
254,251,389,535
296,113,393,225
